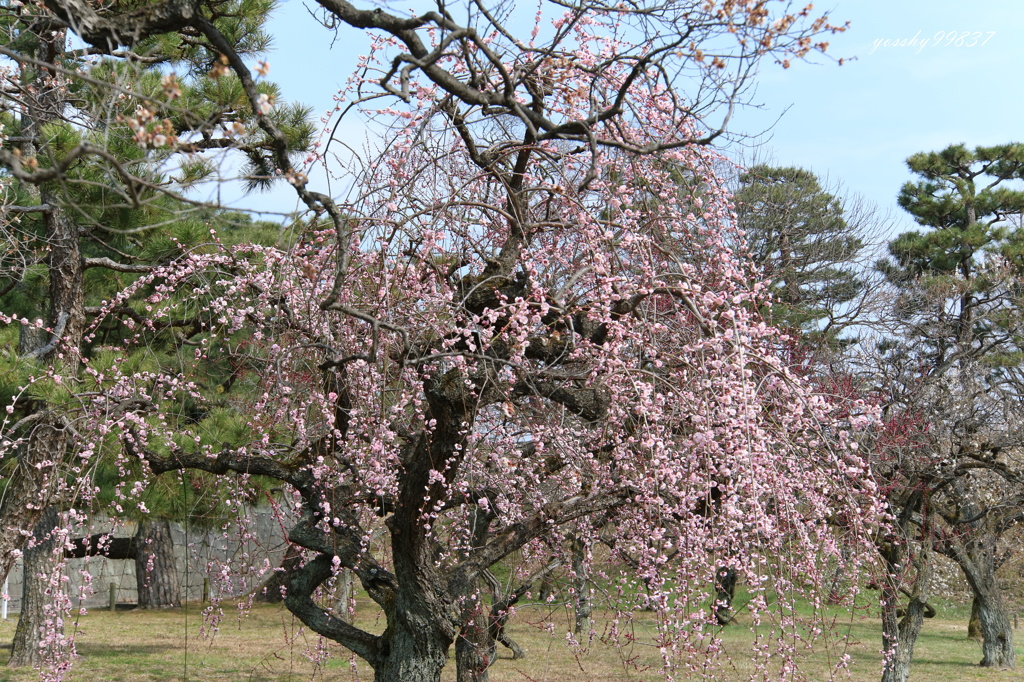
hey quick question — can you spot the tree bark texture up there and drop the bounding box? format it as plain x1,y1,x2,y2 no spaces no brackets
455,591,493,682
975,589,1015,668
134,518,181,609
0,422,68,587
880,517,935,682
957,547,1015,668
940,483,1016,669
333,567,354,623
8,507,62,668
880,583,932,682
0,24,83,588
373,620,451,682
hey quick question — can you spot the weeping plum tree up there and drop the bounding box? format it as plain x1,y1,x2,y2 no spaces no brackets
728,164,884,623
98,144,881,682
3,1,885,680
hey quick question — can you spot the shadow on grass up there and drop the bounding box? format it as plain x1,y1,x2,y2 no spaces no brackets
910,658,981,667
75,643,182,657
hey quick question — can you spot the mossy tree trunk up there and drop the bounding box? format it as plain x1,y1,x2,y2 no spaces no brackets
968,597,982,641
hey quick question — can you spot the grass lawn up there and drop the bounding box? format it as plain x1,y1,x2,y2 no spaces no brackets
0,598,1021,681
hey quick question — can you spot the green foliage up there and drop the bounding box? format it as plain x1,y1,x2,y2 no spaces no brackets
735,164,866,345
878,143,1024,372
116,0,276,74
887,143,1024,275
0,0,312,525
175,156,217,187
0,341,40,413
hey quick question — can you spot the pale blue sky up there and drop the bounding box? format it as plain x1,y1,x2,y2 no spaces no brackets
260,1,1023,237
728,1,1023,236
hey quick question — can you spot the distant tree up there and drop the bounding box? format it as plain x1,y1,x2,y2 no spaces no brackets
735,165,871,346
882,143,1024,366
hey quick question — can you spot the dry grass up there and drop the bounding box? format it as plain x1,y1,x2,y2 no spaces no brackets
0,599,1021,681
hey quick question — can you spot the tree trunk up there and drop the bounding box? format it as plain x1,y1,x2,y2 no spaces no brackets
880,517,935,682
255,543,303,604
536,573,552,602
976,588,1015,668
880,585,932,682
373,617,451,682
713,566,737,625
0,26,84,586
334,567,353,622
488,589,526,661
282,548,455,682
827,543,852,604
0,423,67,587
8,507,62,668
946,527,1015,668
571,536,591,635
455,591,493,682
134,518,180,608
968,596,982,641
451,565,535,681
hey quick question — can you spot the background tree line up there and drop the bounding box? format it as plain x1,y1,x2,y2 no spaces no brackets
735,144,1024,681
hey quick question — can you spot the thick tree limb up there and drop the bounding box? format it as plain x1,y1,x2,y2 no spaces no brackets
41,0,199,51
128,439,311,491
284,553,385,666
82,257,153,273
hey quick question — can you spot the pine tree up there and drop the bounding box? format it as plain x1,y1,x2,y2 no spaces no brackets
881,144,1024,367
0,0,312,659
735,164,867,346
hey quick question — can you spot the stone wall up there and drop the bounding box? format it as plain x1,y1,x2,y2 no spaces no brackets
1,508,288,615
